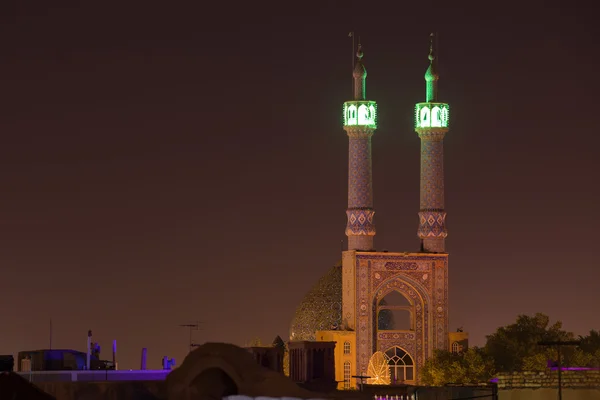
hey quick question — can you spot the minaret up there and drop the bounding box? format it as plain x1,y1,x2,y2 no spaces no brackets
415,33,450,253
343,44,378,251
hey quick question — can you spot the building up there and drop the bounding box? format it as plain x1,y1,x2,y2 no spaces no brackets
449,328,469,353
290,36,467,387
17,349,113,371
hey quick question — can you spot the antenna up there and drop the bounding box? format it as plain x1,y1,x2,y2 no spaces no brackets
179,321,203,353
349,31,354,93
435,32,439,67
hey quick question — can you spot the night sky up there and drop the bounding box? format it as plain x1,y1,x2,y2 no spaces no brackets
1,1,599,369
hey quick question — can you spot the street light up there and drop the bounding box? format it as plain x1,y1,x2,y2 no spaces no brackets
538,340,581,400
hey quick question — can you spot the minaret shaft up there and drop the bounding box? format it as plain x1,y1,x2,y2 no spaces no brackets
348,137,373,208
346,132,375,250
420,139,444,210
418,133,447,252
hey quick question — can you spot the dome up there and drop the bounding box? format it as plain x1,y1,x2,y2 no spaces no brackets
289,262,342,341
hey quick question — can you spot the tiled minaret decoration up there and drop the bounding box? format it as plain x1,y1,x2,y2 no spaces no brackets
343,44,378,251
415,34,450,253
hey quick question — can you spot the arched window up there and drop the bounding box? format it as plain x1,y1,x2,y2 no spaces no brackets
377,290,413,331
385,347,414,383
343,341,351,355
346,105,357,125
358,104,370,125
451,341,460,353
419,106,430,127
431,106,441,127
343,361,351,389
440,106,449,127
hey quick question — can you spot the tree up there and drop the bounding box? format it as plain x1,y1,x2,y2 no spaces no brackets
579,330,600,354
246,337,262,347
523,347,597,371
272,335,290,377
272,335,285,350
420,348,495,386
484,313,573,372
572,330,600,367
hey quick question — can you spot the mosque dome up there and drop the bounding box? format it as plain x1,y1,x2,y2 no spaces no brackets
289,262,343,341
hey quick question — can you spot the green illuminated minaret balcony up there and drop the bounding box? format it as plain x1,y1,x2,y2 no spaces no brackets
415,102,449,130
343,100,378,128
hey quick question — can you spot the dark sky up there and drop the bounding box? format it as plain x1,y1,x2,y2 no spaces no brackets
1,1,599,369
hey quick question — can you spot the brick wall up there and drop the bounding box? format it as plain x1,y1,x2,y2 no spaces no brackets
496,370,600,389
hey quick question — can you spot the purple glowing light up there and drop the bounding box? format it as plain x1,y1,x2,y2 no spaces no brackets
550,367,600,371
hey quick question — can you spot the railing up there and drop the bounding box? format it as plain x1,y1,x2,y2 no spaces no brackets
16,369,171,383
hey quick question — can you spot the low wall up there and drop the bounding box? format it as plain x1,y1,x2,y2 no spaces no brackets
500,388,600,400
17,370,170,383
496,370,600,388
496,371,600,400
34,380,167,400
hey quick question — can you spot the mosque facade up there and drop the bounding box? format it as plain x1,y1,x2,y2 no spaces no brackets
290,35,466,387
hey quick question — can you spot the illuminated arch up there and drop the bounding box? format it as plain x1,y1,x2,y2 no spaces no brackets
440,106,449,127
384,346,415,383
419,107,430,128
357,104,369,125
431,106,441,127
346,104,357,125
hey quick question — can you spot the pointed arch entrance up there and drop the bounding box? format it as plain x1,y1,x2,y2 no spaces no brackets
370,274,431,381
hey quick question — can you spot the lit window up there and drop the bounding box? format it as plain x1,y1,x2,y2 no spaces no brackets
451,341,460,353
385,346,414,383
420,106,430,127
343,361,351,389
346,105,357,125
343,341,351,355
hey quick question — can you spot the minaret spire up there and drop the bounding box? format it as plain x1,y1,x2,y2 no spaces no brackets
425,33,439,102
343,43,378,251
353,43,366,100
415,33,450,253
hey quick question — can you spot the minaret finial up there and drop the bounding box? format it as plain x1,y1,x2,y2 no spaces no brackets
425,33,439,102
352,42,367,100
428,32,435,62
